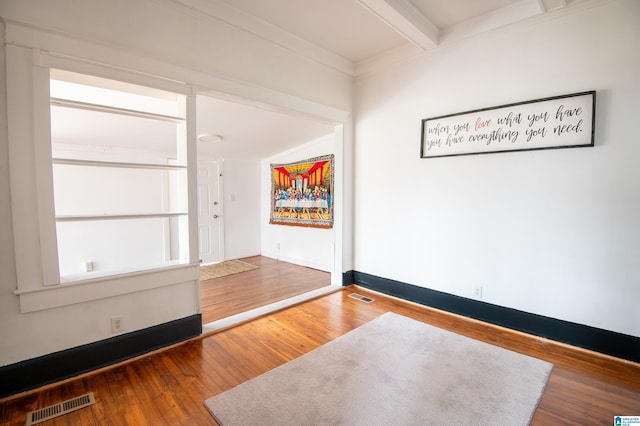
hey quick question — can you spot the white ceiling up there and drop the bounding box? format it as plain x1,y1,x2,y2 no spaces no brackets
179,0,575,75
192,0,581,159
196,95,336,160
53,0,586,160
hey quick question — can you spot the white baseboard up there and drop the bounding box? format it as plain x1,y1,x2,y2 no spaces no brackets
261,251,331,272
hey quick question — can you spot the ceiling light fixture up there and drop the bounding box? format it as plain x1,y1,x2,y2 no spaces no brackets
198,133,224,143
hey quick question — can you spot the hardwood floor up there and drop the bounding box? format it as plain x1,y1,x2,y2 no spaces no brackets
200,256,331,324
2,286,639,425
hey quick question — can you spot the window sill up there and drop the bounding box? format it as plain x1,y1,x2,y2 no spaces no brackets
14,263,200,313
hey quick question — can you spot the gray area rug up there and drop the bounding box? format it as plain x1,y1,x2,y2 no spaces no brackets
204,312,553,425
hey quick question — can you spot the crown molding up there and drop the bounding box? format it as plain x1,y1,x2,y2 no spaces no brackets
169,0,356,76
438,0,545,44
4,20,350,124
354,0,613,78
354,43,422,78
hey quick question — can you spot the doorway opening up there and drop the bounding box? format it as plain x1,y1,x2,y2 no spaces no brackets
195,93,343,330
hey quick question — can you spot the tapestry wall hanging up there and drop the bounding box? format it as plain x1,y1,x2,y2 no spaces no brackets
270,154,334,228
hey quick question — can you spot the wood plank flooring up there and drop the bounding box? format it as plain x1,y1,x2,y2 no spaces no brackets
2,285,639,424
200,256,331,323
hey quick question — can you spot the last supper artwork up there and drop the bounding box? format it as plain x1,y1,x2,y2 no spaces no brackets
270,154,334,228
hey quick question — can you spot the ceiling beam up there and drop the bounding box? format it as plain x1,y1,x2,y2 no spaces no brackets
356,0,440,50
538,0,567,12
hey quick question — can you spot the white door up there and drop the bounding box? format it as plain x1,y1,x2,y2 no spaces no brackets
198,161,223,264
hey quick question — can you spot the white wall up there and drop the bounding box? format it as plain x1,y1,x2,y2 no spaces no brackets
261,135,336,272
354,0,640,337
0,0,351,113
53,161,181,276
222,159,262,260
0,41,201,367
0,0,352,367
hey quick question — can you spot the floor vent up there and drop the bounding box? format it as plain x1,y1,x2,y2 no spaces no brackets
348,293,374,303
26,392,95,425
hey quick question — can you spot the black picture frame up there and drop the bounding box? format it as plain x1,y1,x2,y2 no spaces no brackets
421,91,595,158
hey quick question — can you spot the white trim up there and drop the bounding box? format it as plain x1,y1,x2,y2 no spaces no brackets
185,93,199,266
7,42,201,309
33,59,60,286
55,213,188,222
169,0,355,76
50,97,185,123
5,20,351,313
34,49,192,96
14,263,199,313
7,44,45,291
354,43,423,79
332,124,348,282
356,0,439,50
439,0,544,44
52,158,187,170
201,284,340,335
5,21,349,124
355,0,612,78
217,160,226,264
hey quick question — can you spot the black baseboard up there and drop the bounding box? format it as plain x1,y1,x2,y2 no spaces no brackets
342,270,354,286
0,314,202,399
350,271,640,363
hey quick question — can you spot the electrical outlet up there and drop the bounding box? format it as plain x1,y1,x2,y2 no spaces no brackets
84,261,94,272
474,286,483,299
111,317,124,334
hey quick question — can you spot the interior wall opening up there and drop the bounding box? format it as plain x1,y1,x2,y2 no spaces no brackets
195,92,341,328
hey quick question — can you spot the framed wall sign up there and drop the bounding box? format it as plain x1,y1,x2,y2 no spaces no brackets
421,91,595,158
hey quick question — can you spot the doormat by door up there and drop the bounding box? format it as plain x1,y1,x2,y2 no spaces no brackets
200,260,259,281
